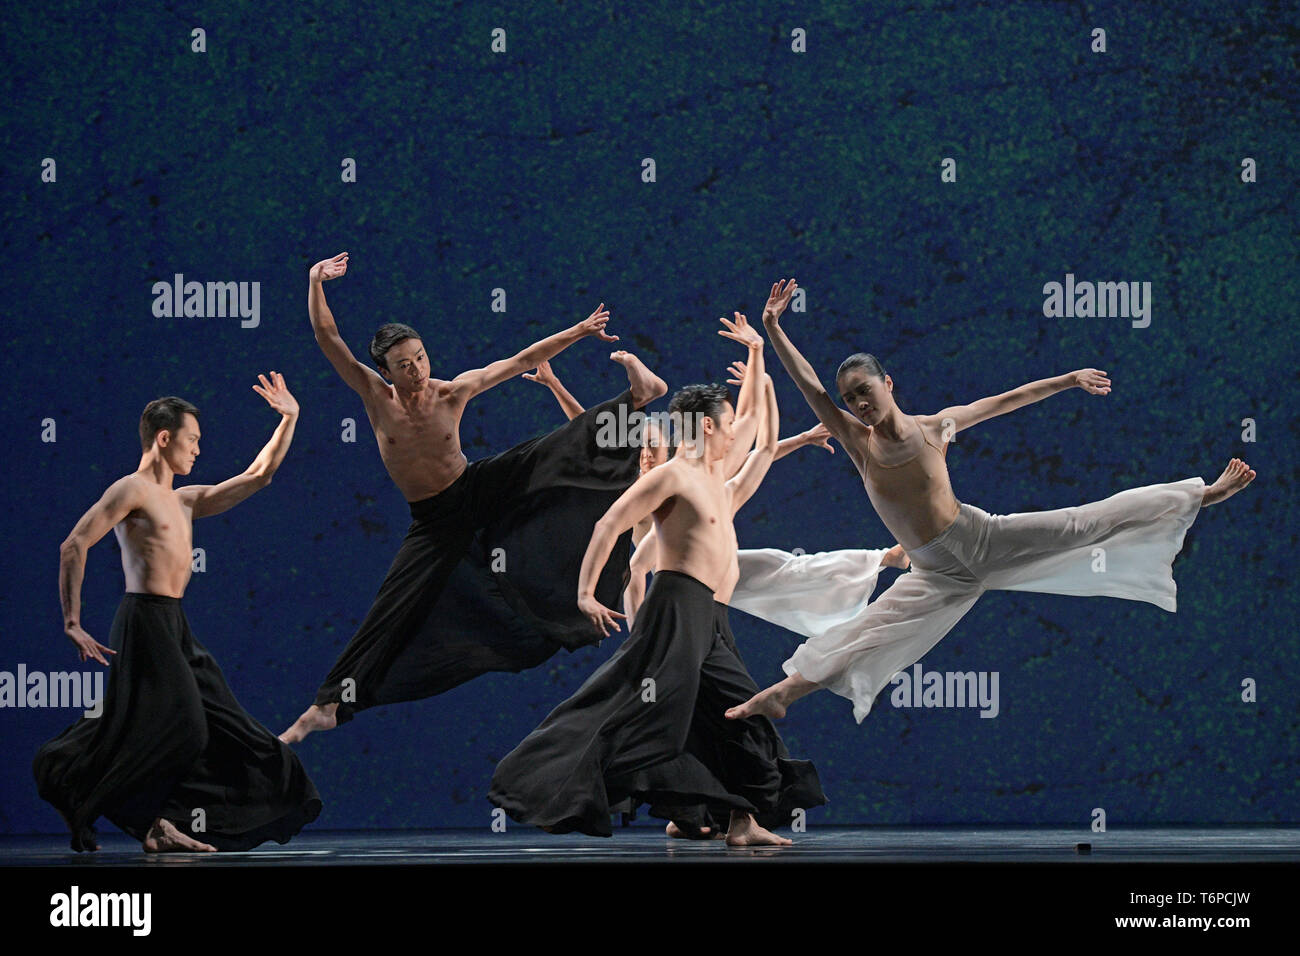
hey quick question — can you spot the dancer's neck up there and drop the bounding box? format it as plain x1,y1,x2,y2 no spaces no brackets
871,407,910,442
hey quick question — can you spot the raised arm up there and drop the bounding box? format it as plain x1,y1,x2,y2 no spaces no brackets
726,360,834,467
179,373,300,520
522,359,586,420
308,252,387,397
578,466,677,636
717,311,765,476
728,374,779,513
928,369,1111,437
451,304,617,402
761,278,869,458
59,478,144,663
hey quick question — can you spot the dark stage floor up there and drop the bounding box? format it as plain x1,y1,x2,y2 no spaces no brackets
3,825,1298,866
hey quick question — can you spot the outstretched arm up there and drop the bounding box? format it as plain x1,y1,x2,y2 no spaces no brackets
930,369,1111,437
774,421,835,461
761,278,869,458
179,373,300,519
451,304,617,401
728,374,779,513
718,311,765,476
308,252,388,396
522,359,586,420
59,479,145,663
578,466,676,636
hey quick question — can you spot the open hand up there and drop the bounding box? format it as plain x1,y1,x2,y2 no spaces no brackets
67,624,115,665
725,359,748,387
803,422,835,453
578,303,619,342
253,371,299,417
718,311,763,350
522,360,558,387
1072,369,1111,395
579,594,626,637
310,252,348,282
763,278,797,325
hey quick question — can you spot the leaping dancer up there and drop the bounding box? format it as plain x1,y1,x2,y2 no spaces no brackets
727,278,1255,724
282,253,666,743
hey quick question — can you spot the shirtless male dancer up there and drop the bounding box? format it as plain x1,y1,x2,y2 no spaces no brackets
625,356,907,629
728,279,1256,723
490,367,825,845
35,374,321,852
282,252,667,743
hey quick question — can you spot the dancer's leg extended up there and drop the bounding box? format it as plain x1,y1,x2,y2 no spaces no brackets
727,567,982,723
283,388,652,744
730,461,1254,722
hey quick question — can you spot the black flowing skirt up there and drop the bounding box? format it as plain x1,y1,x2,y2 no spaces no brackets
314,389,642,723
33,594,322,851
488,571,826,837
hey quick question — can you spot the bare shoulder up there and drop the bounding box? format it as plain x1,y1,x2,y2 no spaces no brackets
648,457,686,492
432,378,462,404
108,473,151,506
642,457,689,511
911,414,949,445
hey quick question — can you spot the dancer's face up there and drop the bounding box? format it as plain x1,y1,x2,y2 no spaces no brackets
157,413,201,476
383,339,430,392
707,402,736,461
639,422,669,475
839,369,893,425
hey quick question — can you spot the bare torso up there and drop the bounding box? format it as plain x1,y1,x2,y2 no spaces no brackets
362,379,472,502
113,476,198,598
847,414,961,551
652,458,740,596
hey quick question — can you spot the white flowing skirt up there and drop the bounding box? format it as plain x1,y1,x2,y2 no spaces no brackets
738,478,1204,723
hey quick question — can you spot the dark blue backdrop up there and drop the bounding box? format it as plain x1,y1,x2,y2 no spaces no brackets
2,0,1295,833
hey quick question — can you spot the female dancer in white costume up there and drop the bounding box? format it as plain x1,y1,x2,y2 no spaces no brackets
726,279,1256,724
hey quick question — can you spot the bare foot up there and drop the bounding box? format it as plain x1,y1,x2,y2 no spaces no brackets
1202,458,1256,507
59,809,99,852
279,702,338,745
727,673,821,720
143,818,216,853
726,812,792,847
882,543,910,569
666,821,724,840
726,686,788,721
610,350,667,408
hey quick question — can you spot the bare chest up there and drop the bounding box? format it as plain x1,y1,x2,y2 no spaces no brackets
117,493,192,553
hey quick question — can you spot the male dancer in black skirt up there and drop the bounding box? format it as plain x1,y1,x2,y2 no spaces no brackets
489,364,826,845
282,252,667,742
36,374,321,852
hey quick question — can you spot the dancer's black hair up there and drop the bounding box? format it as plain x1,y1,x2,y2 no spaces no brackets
667,383,733,447
369,323,422,371
836,352,904,410
139,397,200,451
